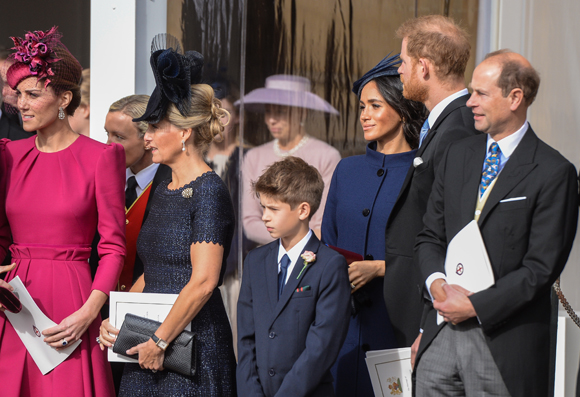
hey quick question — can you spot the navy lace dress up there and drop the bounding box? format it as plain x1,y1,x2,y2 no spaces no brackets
119,171,237,397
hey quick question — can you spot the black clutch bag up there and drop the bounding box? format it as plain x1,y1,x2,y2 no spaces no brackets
113,313,197,377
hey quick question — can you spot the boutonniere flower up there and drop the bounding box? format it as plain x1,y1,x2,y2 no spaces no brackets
413,157,424,168
297,251,316,279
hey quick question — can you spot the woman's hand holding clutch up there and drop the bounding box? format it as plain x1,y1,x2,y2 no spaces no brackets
126,338,165,372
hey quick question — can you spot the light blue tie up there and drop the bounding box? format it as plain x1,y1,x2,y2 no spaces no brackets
419,119,429,148
480,142,501,197
278,254,291,299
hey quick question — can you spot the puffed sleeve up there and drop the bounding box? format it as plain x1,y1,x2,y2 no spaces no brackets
92,143,126,295
0,139,11,262
190,176,235,248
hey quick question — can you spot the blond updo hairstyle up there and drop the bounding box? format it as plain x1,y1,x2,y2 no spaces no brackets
166,84,230,155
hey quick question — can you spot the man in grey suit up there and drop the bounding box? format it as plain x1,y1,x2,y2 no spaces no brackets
383,15,479,350
414,50,578,396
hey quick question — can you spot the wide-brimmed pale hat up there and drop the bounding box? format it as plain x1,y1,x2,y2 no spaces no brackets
235,74,339,114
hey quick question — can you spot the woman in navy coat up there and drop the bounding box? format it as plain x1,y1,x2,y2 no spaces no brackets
321,54,426,396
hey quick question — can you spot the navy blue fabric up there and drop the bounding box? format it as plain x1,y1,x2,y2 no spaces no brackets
119,171,236,396
322,142,416,396
237,234,351,397
278,254,290,299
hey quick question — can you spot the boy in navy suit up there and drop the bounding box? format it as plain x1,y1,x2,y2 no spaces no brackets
237,156,351,397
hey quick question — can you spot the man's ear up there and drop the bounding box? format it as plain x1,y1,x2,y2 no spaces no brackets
418,58,430,80
508,88,525,111
297,202,311,221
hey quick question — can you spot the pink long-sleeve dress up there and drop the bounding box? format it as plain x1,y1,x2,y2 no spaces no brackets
0,135,126,396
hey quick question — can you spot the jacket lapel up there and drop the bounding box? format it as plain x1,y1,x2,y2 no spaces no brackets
270,234,321,324
478,128,538,225
264,243,280,312
460,135,487,223
418,95,470,157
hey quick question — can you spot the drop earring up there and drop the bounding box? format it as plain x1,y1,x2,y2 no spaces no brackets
58,107,65,120
182,140,186,152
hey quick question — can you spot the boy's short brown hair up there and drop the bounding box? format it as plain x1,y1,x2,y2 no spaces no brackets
253,156,324,219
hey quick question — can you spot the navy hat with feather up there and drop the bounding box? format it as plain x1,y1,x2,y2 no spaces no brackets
134,33,204,124
352,53,401,97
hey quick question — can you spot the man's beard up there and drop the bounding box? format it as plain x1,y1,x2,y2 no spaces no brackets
402,72,428,103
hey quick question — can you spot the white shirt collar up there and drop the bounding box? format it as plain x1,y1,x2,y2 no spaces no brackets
486,120,529,159
427,89,469,128
126,163,160,194
278,229,313,283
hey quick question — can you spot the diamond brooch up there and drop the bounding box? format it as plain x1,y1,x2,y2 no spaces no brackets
182,187,193,199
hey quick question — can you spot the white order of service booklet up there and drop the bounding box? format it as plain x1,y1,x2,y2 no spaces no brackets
4,276,82,375
438,219,495,324
108,291,189,363
366,347,412,396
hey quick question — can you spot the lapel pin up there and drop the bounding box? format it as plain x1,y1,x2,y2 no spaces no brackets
413,157,424,168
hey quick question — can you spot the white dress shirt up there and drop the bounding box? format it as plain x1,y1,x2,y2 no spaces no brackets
126,163,160,197
277,229,313,285
427,89,469,129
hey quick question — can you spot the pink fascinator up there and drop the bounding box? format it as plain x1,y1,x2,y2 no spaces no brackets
6,26,80,91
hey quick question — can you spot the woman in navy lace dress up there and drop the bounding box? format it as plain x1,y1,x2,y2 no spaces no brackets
99,38,236,396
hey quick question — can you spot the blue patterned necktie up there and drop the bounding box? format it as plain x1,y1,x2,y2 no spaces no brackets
480,142,501,197
418,119,429,148
278,254,291,299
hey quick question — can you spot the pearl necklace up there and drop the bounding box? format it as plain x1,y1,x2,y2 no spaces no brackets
273,135,309,157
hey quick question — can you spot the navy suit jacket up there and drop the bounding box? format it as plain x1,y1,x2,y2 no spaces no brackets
415,128,578,396
237,234,351,397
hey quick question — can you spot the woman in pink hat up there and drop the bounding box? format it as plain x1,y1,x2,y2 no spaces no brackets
0,27,125,396
240,75,341,245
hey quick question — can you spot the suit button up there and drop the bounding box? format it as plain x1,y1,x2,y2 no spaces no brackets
362,208,370,217
269,331,276,339
365,254,374,260
377,169,384,177
269,368,275,377
126,219,129,225
120,285,126,291
362,343,370,352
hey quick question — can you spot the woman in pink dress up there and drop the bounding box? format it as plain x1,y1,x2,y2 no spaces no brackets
0,27,125,396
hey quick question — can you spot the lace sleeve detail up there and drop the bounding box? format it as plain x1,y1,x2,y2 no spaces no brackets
189,175,235,248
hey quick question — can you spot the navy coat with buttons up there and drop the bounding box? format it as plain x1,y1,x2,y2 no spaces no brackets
237,233,350,397
322,142,416,397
